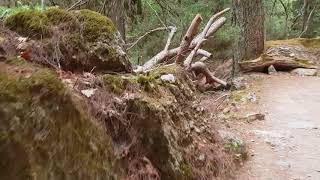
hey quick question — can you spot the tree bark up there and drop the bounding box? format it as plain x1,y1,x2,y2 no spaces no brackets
110,0,126,41
233,0,265,62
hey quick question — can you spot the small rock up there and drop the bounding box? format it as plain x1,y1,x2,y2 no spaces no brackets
81,88,97,98
245,113,265,123
291,68,318,76
194,127,201,134
223,107,230,114
268,65,277,75
198,154,206,162
160,74,176,83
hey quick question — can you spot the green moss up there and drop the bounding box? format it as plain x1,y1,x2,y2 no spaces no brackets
103,74,125,94
74,9,116,42
148,64,177,79
266,37,320,49
4,9,49,38
26,69,65,95
300,37,320,48
103,73,161,94
295,58,314,66
5,56,28,66
44,7,75,26
0,68,121,179
180,163,193,179
4,8,116,42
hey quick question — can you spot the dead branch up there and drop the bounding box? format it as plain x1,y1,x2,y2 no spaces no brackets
67,0,88,11
299,7,315,38
176,14,203,65
202,8,230,38
127,27,174,50
184,39,206,69
197,49,212,58
164,26,177,52
135,8,230,91
139,17,227,72
182,9,230,68
190,62,227,87
146,0,167,27
191,17,227,47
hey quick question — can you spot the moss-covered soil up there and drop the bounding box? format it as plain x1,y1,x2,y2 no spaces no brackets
266,37,320,49
0,62,122,179
0,56,239,179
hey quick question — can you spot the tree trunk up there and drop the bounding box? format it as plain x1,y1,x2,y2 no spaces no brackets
233,0,265,62
110,0,126,41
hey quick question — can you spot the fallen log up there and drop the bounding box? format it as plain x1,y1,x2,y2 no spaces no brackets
239,45,318,72
239,57,318,72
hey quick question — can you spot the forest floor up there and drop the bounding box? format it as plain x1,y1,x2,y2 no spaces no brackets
232,73,320,180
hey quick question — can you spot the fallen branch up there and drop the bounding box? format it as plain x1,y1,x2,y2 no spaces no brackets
299,7,315,38
197,49,212,58
164,26,177,52
184,39,206,69
67,0,88,11
176,14,203,65
201,8,230,38
138,17,226,72
190,62,227,87
191,17,227,47
127,27,174,50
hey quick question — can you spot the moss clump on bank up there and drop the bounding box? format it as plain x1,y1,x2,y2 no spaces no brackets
4,8,115,42
103,74,126,94
0,67,122,179
44,7,75,25
4,9,49,38
3,8,132,73
75,9,116,42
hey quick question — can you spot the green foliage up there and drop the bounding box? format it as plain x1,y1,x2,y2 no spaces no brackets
4,9,49,38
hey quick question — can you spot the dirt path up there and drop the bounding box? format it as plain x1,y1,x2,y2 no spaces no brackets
239,74,320,180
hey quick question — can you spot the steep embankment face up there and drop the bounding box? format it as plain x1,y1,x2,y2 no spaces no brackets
0,62,122,179
0,8,240,180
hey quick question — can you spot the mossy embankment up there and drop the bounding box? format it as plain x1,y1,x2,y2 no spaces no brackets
0,56,238,179
0,7,239,179
0,62,123,179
